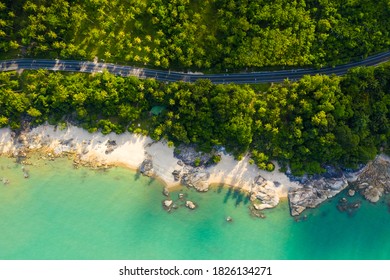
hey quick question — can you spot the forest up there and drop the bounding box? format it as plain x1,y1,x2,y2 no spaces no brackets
1,0,390,71
0,63,389,175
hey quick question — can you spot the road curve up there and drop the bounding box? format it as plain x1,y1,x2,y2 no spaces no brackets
1,50,390,84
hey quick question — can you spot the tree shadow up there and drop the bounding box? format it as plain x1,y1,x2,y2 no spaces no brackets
223,186,250,206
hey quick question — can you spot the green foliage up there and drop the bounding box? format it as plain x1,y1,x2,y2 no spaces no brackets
211,154,221,164
1,61,390,175
194,157,201,167
1,0,390,69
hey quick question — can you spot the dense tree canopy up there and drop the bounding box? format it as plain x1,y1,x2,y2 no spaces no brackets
1,63,389,175
1,0,390,70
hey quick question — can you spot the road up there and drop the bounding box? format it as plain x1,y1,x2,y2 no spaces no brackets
1,50,390,84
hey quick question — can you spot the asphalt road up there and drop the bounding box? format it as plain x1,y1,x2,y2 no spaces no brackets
1,50,390,84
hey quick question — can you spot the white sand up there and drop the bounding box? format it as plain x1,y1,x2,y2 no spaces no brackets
0,124,299,197
208,154,299,198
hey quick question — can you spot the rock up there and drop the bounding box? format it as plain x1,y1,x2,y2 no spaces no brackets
18,134,28,145
174,145,213,167
354,155,390,203
162,187,169,197
337,199,361,214
105,140,117,154
163,199,173,209
59,138,74,145
140,158,153,177
172,169,181,181
288,176,349,216
250,176,279,210
291,205,306,217
226,216,233,222
181,167,210,192
348,189,356,197
177,160,184,166
105,146,115,154
363,186,382,203
185,200,196,209
178,193,184,199
107,140,117,146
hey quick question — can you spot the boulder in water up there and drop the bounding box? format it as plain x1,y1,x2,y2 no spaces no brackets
185,200,196,210
163,200,173,210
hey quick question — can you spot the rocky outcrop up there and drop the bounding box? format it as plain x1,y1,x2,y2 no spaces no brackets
250,176,279,210
172,169,181,181
139,156,153,177
288,176,348,216
355,155,390,203
174,144,220,167
104,140,117,154
181,167,210,192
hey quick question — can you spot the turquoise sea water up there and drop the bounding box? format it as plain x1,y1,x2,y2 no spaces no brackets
0,156,390,260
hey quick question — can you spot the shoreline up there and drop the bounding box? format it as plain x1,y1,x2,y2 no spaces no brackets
4,123,388,216
0,124,298,200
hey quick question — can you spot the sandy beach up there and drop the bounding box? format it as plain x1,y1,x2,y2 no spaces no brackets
0,124,299,198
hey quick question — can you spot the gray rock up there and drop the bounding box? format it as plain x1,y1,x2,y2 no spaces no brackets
250,176,280,210
354,155,390,203
348,189,356,197
174,145,213,167
172,169,181,181
162,187,169,197
105,139,117,154
105,146,115,154
181,167,210,192
59,138,74,145
140,158,153,177
288,177,349,216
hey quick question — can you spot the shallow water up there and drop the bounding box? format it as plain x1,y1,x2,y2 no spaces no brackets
0,156,389,260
